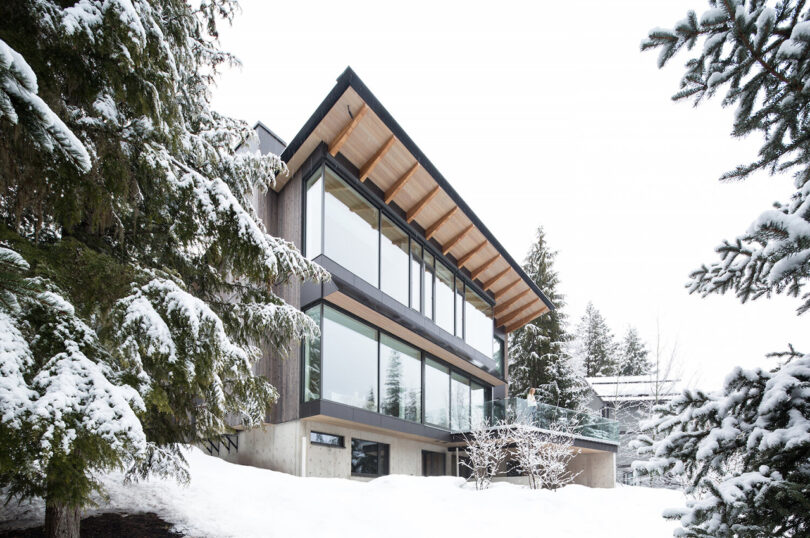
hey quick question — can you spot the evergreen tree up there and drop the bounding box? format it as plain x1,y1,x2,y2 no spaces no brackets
617,326,651,376
0,1,327,535
508,227,587,410
571,302,619,377
638,2,810,534
634,350,810,536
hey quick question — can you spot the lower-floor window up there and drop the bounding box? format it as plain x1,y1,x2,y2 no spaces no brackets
351,439,390,477
304,303,492,432
422,450,446,477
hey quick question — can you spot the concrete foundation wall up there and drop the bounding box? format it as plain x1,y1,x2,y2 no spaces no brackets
568,451,615,488
218,419,452,479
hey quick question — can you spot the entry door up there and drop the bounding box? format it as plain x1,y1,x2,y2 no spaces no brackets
422,450,446,476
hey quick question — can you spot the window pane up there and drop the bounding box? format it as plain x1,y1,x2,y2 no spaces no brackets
351,439,389,476
493,336,504,376
380,335,421,422
451,372,471,431
455,278,464,337
435,262,454,334
323,168,379,286
465,287,494,357
303,305,321,401
305,169,323,258
410,242,422,312
424,252,434,320
424,358,450,428
322,306,378,411
380,217,409,306
310,431,343,447
471,382,485,427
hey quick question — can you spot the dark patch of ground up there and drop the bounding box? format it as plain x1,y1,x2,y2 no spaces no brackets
0,512,184,537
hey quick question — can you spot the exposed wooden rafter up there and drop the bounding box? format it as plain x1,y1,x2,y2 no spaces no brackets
442,224,474,255
384,162,419,204
483,267,510,291
457,242,487,269
359,135,395,182
425,207,458,240
505,306,547,333
496,304,530,328
470,255,500,281
493,279,521,300
494,289,531,317
406,186,440,223
328,103,368,156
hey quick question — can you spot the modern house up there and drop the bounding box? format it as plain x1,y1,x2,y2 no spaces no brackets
215,67,618,487
586,375,682,485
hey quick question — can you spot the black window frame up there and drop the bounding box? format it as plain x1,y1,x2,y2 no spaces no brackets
350,438,390,477
300,301,493,431
300,156,496,353
310,431,345,448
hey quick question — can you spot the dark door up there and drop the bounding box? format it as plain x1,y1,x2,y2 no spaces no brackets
422,450,446,476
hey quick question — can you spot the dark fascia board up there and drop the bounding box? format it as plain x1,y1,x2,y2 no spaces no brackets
281,66,554,313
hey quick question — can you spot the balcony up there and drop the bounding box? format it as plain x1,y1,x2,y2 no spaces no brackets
469,397,619,444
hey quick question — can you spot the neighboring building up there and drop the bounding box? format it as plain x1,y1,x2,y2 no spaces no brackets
214,67,617,487
585,375,682,485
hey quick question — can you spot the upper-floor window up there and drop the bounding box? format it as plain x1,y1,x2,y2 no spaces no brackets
305,164,496,359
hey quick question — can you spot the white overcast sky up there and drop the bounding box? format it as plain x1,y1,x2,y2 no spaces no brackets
211,0,810,390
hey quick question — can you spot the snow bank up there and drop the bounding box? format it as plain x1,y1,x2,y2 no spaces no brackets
0,448,683,537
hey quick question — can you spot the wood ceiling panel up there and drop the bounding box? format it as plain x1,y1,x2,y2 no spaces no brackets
281,86,549,332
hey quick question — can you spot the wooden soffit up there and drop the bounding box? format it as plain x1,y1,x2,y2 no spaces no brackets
280,71,552,331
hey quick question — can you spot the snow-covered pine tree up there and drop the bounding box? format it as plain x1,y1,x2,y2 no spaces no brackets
642,0,810,314
508,227,587,410
570,302,619,377
0,1,327,535
617,326,651,376
633,351,810,536
639,1,810,533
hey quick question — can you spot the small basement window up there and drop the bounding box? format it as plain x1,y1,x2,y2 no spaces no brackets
310,431,344,448
351,439,390,477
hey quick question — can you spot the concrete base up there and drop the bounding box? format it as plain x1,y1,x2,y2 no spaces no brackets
568,451,615,488
214,420,615,488
217,419,451,479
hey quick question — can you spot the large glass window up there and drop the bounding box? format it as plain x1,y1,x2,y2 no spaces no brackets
471,382,485,427
424,358,450,428
410,242,422,313
455,278,464,338
435,261,455,334
303,305,321,402
451,372,471,431
322,307,378,411
305,170,323,258
465,287,494,357
493,335,505,377
380,217,409,306
323,168,379,286
380,335,421,422
424,251,435,321
351,439,389,476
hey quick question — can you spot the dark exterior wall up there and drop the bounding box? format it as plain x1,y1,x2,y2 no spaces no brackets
253,169,304,424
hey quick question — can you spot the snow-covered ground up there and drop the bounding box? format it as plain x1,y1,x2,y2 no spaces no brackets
1,448,683,537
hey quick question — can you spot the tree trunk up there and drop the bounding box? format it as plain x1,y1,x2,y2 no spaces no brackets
44,499,80,538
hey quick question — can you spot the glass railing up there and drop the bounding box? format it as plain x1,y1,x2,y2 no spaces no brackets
469,397,619,443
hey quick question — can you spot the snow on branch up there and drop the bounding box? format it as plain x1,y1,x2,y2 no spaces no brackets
0,38,91,172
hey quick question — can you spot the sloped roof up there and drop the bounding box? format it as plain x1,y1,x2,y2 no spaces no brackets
585,375,684,403
278,67,553,332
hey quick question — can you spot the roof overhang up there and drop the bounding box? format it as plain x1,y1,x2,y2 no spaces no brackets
279,67,553,332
